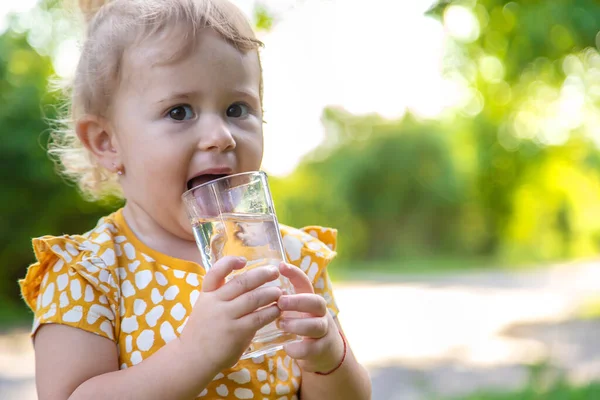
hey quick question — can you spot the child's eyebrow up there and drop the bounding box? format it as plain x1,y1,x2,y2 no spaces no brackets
156,89,259,105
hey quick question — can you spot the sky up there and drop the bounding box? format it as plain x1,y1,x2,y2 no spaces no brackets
1,0,449,176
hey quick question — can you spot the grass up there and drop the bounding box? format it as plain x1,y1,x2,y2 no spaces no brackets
444,362,600,400
445,380,600,400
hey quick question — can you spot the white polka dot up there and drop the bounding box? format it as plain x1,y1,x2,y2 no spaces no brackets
283,236,302,261
98,269,111,283
63,306,83,323
95,232,111,243
121,316,139,334
90,304,113,321
291,360,301,377
70,280,81,300
41,272,49,288
59,292,69,308
100,321,114,340
257,369,267,381
216,384,228,396
122,280,136,298
176,317,189,334
100,248,116,267
116,267,127,280
261,383,270,394
123,243,136,260
155,271,168,286
185,273,199,286
268,359,274,372
51,244,72,262
130,351,142,365
87,312,99,324
307,241,322,251
198,388,207,397
135,270,153,290
126,335,133,352
189,290,200,306
270,374,275,383
170,303,186,321
160,321,176,343
41,282,55,308
132,299,146,316
120,363,128,370
145,305,164,327
234,388,254,399
300,256,311,271
136,330,155,351
291,378,299,390
252,355,265,364
42,304,57,319
56,274,68,291
99,294,108,304
84,284,94,302
114,235,127,244
151,288,163,304
164,285,180,300
315,278,325,290
119,297,126,317
307,262,319,282
173,270,186,278
128,260,140,273
142,253,155,262
228,368,251,384
52,259,65,273
277,358,288,380
284,355,291,368
276,384,290,395
213,372,224,381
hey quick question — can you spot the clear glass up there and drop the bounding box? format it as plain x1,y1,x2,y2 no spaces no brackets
182,171,301,359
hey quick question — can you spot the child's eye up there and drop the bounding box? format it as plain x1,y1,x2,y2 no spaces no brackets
168,105,195,121
226,103,250,118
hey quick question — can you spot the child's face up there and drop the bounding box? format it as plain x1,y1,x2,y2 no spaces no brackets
110,28,263,239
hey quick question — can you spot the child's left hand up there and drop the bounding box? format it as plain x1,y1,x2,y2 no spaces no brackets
277,262,345,374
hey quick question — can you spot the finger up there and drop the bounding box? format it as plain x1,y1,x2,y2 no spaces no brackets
279,316,328,339
278,262,314,294
278,293,327,316
283,337,322,360
239,304,281,332
218,266,280,301
230,286,282,318
202,256,246,292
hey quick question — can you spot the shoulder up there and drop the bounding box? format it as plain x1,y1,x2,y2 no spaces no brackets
20,211,123,312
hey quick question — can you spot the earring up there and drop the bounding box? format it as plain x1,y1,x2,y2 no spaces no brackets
112,163,124,176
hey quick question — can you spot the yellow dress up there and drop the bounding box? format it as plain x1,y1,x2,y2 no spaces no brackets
19,208,339,400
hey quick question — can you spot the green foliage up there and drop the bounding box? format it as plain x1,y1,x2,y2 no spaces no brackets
253,3,275,32
0,27,117,307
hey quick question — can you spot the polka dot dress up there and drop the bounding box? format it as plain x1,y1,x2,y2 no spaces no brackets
20,208,340,399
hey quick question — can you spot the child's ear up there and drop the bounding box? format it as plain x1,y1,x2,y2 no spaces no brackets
76,115,121,172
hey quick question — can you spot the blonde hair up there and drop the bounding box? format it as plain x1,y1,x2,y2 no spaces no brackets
51,0,263,201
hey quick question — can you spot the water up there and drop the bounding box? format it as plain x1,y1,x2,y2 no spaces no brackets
192,213,301,358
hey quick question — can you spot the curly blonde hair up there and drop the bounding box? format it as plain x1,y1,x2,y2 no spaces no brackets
51,0,263,201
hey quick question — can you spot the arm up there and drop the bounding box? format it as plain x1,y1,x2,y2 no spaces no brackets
299,319,372,400
35,324,217,400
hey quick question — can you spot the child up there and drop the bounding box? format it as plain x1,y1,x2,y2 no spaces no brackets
18,0,372,399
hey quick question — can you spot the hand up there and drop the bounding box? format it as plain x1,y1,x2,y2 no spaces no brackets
277,262,345,374
178,256,282,373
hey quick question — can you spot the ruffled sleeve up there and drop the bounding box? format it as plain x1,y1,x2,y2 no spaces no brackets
280,225,340,317
19,235,120,341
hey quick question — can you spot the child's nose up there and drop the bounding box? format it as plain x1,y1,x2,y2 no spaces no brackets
197,116,236,152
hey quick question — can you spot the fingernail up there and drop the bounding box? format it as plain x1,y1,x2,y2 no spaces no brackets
279,297,289,308
237,257,247,264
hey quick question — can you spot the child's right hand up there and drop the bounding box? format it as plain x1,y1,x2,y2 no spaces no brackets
178,256,282,373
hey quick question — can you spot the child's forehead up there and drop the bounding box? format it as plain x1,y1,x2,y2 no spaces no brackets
120,28,260,94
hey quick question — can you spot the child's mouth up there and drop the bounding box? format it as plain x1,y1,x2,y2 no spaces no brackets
186,174,229,191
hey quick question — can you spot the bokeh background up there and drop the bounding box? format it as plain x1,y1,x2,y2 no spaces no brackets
2,0,600,399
